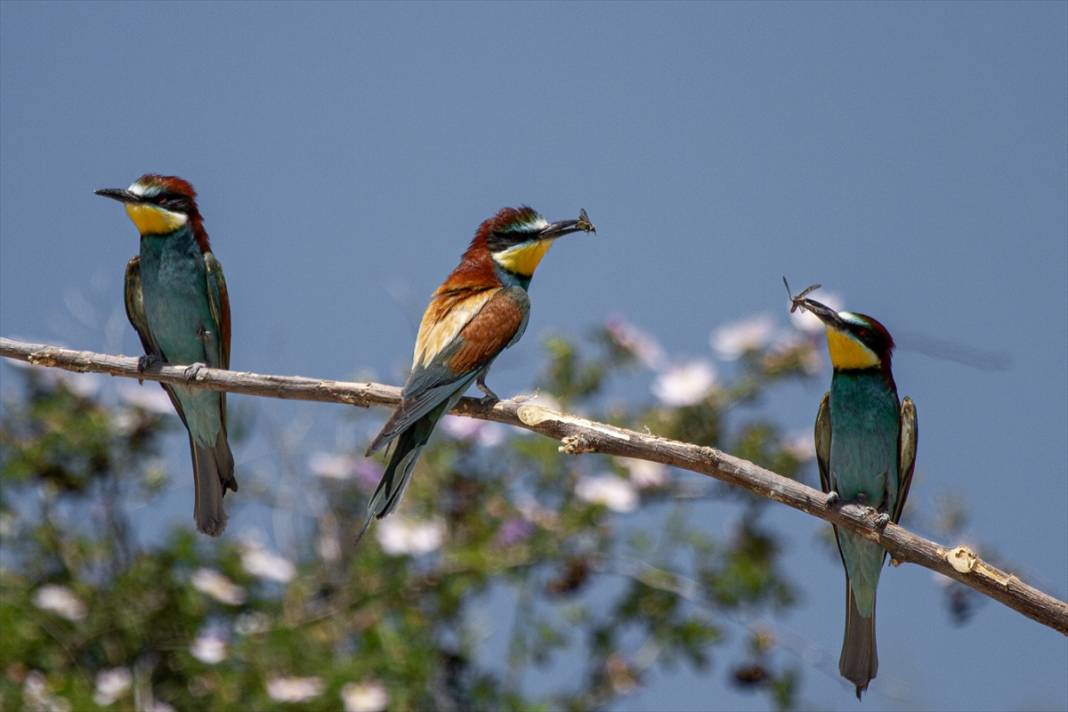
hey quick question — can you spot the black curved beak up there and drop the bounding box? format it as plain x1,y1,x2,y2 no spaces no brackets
795,297,845,329
539,208,597,240
95,188,141,204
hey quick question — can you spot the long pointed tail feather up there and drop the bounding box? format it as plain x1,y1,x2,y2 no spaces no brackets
357,399,453,544
190,431,237,537
840,584,878,699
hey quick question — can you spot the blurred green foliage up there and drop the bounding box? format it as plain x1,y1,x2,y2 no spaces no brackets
1,326,828,711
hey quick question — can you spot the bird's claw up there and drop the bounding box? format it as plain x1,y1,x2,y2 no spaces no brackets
476,376,500,404
136,354,161,384
825,491,840,506
137,353,161,372
183,362,206,382
873,512,891,529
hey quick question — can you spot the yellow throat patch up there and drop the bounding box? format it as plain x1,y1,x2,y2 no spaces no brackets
826,327,881,370
493,240,553,277
124,203,187,236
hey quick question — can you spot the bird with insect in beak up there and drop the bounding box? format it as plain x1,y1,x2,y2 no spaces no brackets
97,175,236,536
361,207,596,543
785,279,918,699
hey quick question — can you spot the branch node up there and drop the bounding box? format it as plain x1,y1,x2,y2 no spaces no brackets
559,435,596,454
947,545,978,574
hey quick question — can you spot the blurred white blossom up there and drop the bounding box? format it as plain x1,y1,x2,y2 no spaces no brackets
147,702,177,712
23,671,71,712
93,668,131,706
782,433,817,460
790,291,844,333
266,676,324,703
576,475,638,513
8,357,103,397
33,584,87,621
376,516,446,556
439,416,506,447
191,568,246,606
652,360,717,407
617,457,668,489
341,681,389,712
240,541,296,583
234,612,270,636
308,451,360,480
604,315,665,368
117,382,175,415
190,630,227,664
711,314,776,360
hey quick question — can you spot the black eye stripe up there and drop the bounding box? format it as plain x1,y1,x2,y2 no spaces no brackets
487,229,540,252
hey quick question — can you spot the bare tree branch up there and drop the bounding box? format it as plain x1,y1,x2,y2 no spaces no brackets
2,336,1066,635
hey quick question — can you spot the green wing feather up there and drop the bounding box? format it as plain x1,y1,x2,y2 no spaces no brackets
893,397,918,524
203,251,231,370
124,257,160,359
815,391,832,494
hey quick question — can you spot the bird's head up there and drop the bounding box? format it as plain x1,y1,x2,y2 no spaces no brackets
786,280,895,371
479,206,596,278
96,175,207,245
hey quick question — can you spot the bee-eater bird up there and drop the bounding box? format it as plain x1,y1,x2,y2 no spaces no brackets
787,281,917,699
96,175,236,536
361,206,596,541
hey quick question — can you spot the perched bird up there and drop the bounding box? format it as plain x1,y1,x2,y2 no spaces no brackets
97,175,236,536
361,206,596,541
787,281,918,698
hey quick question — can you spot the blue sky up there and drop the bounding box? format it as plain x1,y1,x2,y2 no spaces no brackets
1,2,1065,710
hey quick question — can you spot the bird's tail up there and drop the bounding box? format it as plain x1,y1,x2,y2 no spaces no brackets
840,583,878,699
355,401,451,546
190,430,237,537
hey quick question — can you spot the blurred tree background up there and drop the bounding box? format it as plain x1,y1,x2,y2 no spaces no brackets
0,321,981,712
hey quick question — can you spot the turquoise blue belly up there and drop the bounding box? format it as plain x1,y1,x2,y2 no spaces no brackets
139,231,222,447
829,371,900,616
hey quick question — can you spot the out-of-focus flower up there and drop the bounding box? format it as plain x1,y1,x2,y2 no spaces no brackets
604,655,639,695
308,451,361,480
341,681,389,712
494,518,534,547
652,360,717,407
266,676,324,703
375,516,446,556
440,416,506,447
617,457,668,489
604,315,665,368
353,460,385,490
190,568,246,606
576,474,638,513
9,356,103,398
318,519,342,563
93,668,132,706
234,612,270,636
711,314,776,360
117,382,175,415
790,291,844,333
147,702,177,712
240,541,296,583
782,433,817,461
190,630,227,664
23,671,71,712
32,585,87,621
514,494,558,528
